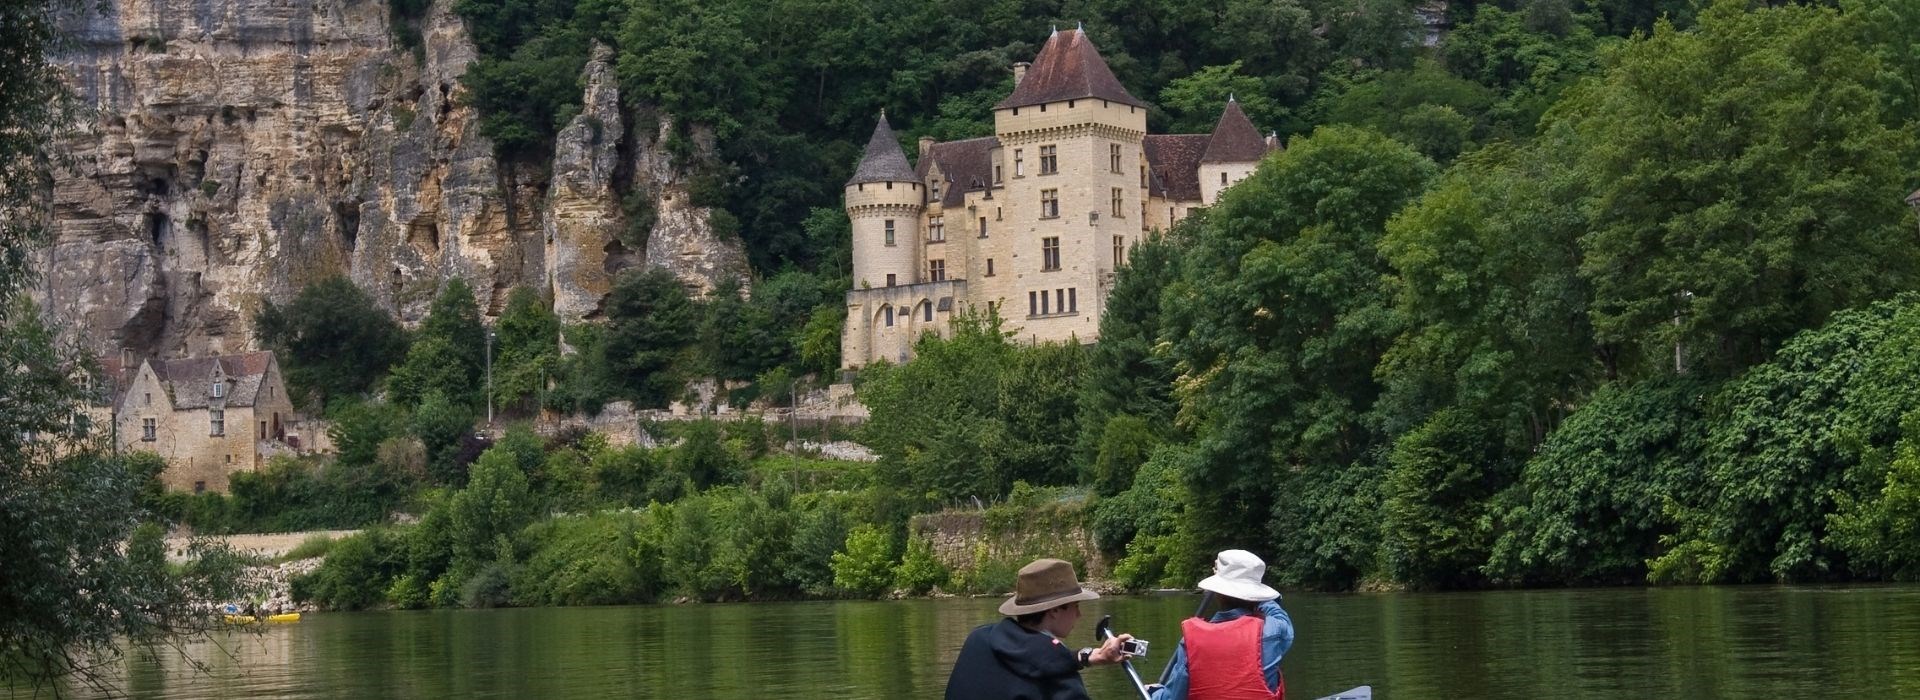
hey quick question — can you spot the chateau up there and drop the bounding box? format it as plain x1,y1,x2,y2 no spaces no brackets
841,28,1274,369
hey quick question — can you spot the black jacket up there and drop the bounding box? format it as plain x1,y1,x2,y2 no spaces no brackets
944,618,1090,700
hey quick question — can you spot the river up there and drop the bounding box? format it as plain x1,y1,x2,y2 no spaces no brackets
29,585,1920,698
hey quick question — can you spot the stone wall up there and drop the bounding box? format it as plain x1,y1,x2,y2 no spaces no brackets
911,506,1110,580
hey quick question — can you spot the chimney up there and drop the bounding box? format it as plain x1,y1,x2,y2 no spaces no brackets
1013,61,1030,86
918,136,935,159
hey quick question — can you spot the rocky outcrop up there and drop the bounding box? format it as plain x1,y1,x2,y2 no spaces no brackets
631,117,750,300
40,0,747,357
545,42,629,322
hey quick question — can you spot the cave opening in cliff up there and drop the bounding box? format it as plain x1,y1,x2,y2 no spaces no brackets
407,220,439,257
603,239,632,276
146,212,170,247
333,201,361,252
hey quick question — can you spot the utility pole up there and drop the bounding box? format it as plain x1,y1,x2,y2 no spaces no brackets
486,330,496,425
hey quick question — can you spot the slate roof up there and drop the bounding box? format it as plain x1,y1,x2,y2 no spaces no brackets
1201,99,1268,164
915,136,1000,207
997,29,1146,110
1144,134,1210,202
153,351,276,409
847,115,920,186
1908,188,1920,206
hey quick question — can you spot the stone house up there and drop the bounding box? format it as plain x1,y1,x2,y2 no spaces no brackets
841,27,1277,368
114,351,298,493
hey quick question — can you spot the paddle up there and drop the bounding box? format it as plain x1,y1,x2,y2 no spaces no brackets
1313,687,1372,700
1157,591,1214,686
1095,614,1153,700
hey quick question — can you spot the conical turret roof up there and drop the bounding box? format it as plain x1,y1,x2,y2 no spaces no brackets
1200,98,1267,164
997,28,1145,110
846,113,919,186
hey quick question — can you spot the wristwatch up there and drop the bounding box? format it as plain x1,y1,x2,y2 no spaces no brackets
1076,647,1095,669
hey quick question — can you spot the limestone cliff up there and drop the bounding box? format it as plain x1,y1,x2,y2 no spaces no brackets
40,0,748,358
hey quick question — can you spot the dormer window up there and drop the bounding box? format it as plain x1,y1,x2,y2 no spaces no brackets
212,381,225,399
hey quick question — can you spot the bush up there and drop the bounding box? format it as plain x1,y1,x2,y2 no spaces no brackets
831,524,895,596
295,529,408,610
892,535,948,594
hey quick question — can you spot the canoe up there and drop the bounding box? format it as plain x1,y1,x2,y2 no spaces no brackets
222,613,302,624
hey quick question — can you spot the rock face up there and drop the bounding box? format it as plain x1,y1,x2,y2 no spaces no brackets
40,0,748,357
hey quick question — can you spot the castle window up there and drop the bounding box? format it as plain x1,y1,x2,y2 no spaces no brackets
885,220,896,246
1110,144,1122,173
923,302,933,322
194,481,206,494
928,259,946,282
1069,287,1078,313
1040,190,1059,219
142,418,156,441
979,216,988,238
144,392,151,406
986,258,995,276
1042,237,1061,271
884,306,894,326
212,381,225,399
1028,291,1037,316
1115,236,1126,268
210,409,224,436
1039,145,1057,175
995,165,1003,183
1056,289,1066,314
1112,188,1124,217
1040,290,1051,314
1221,172,1228,186
1014,150,1024,177
929,216,944,242
886,274,897,287
932,181,940,200
1140,165,1147,188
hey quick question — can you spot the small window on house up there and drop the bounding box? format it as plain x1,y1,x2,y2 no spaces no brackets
1040,189,1059,219
986,258,995,276
1028,291,1037,316
886,273,897,287
212,381,225,399
923,303,933,322
1140,164,1147,188
1112,188,1124,217
142,418,156,441
144,392,151,406
210,409,224,436
1014,149,1024,177
194,481,206,494
995,165,1003,183
932,182,941,200
996,207,1002,221
928,259,946,282
1042,237,1061,271
884,220,896,246
1069,288,1078,313
1041,290,1051,315
1221,172,1228,186
979,216,988,238
929,216,944,242
260,421,266,439
1040,145,1058,175
1056,289,1066,314
1115,236,1126,268
1110,144,1122,173
225,454,232,464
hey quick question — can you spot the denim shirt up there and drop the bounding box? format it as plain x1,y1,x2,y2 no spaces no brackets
1148,598,1293,700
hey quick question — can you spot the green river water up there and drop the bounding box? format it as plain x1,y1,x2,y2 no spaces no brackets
27,585,1920,698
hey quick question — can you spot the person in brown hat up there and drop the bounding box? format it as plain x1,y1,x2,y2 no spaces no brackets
944,558,1137,700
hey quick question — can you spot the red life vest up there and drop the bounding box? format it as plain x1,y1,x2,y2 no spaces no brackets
1181,615,1284,700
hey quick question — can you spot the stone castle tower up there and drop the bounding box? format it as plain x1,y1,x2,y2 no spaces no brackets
841,28,1274,369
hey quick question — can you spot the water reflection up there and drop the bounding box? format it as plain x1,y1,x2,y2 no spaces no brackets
22,586,1920,699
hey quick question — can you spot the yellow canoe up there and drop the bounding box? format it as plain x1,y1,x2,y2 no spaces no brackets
223,613,301,624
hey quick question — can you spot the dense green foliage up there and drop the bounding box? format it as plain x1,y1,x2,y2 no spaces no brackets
256,276,408,407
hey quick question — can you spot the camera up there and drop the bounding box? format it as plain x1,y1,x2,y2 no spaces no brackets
1120,638,1149,658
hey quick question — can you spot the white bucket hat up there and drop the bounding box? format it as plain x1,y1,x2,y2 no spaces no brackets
1197,549,1280,602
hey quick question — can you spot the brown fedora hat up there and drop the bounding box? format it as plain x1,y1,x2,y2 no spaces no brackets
998,558,1100,615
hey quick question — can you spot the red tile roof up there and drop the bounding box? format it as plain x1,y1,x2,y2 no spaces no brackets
1201,99,1267,164
916,136,1000,207
997,29,1145,110
1145,134,1210,202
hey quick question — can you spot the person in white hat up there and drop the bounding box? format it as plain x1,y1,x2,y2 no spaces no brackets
945,558,1138,700
1146,549,1294,700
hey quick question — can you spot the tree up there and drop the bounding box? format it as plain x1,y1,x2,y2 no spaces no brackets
256,276,406,407
1565,0,1920,378
493,287,560,412
1,1,243,687
1159,62,1288,135
1076,226,1185,474
1165,125,1437,578
600,268,698,407
447,446,538,576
